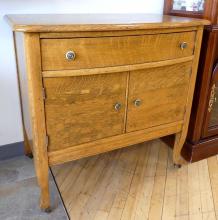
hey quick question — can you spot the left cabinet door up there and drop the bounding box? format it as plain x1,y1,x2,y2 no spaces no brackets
43,72,128,151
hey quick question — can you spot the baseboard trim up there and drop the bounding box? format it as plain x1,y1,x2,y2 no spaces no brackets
0,141,24,161
182,138,218,162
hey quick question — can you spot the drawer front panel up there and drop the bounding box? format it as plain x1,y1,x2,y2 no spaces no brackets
44,72,127,151
126,62,192,132
41,32,195,71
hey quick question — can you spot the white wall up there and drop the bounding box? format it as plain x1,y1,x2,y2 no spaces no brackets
0,0,164,146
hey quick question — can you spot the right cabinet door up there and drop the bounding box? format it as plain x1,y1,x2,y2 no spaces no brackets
126,62,192,132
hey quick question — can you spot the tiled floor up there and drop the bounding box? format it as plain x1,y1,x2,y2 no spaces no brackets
0,156,69,220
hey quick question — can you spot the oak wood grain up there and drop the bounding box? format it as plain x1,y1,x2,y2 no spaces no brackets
8,15,206,212
41,32,196,71
22,33,50,210
173,27,204,164
4,14,210,32
14,32,33,155
48,121,183,165
42,56,194,78
127,62,192,132
39,27,198,38
44,72,128,151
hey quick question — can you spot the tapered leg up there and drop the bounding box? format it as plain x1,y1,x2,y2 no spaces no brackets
39,178,51,212
173,132,185,166
23,33,51,211
34,155,51,212
23,129,33,158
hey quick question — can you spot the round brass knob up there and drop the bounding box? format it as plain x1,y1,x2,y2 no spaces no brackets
66,51,76,60
114,103,122,111
134,99,142,107
180,42,188,50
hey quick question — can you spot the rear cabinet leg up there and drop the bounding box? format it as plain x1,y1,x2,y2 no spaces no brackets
23,129,33,158
173,132,185,166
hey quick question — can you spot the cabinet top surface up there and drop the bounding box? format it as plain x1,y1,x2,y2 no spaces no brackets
5,13,210,32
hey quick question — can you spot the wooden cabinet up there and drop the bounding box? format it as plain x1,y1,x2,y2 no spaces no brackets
164,0,218,162
44,61,193,151
5,14,208,211
127,62,192,132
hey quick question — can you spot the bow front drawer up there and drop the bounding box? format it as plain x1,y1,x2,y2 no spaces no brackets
41,31,196,71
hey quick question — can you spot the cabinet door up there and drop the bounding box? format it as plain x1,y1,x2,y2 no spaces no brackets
126,62,192,132
44,72,128,151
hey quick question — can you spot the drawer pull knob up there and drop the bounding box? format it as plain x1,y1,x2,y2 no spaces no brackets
114,103,122,111
66,51,76,60
180,42,188,50
134,99,142,107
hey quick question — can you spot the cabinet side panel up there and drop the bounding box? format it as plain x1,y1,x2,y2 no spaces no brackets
14,32,33,152
173,27,204,162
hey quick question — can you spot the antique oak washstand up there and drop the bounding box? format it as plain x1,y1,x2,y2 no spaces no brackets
5,14,209,211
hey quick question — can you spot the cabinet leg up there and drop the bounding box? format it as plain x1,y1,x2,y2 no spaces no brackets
39,177,51,212
173,132,185,166
23,129,33,158
34,154,51,212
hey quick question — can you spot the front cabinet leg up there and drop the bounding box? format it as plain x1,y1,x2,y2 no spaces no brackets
173,132,185,167
23,33,51,212
34,154,51,212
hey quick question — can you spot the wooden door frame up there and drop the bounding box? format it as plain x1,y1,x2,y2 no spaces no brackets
164,0,217,24
202,63,218,137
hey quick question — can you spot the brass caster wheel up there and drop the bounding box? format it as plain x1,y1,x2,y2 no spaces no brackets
26,153,33,159
42,207,52,213
173,163,182,169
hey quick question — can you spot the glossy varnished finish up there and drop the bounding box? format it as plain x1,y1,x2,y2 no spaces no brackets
10,14,207,211
48,121,183,165
44,73,128,151
14,32,33,155
41,32,195,71
127,62,192,132
14,33,50,210
164,0,218,162
5,14,210,32
183,30,218,162
42,56,194,78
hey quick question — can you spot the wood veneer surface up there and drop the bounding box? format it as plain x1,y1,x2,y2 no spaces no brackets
5,14,210,32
